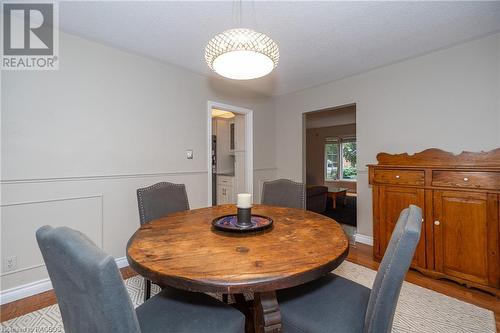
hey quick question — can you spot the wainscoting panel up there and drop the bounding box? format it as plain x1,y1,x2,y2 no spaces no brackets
0,195,103,290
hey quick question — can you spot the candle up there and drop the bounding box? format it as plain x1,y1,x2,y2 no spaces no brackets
237,193,252,208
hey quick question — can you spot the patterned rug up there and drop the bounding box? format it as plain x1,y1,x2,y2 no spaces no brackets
1,261,495,332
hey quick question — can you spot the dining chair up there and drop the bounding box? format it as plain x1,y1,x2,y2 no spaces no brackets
277,205,423,333
36,225,245,333
261,179,305,209
137,182,190,225
136,181,189,300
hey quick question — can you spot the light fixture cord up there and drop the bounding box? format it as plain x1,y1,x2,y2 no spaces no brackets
232,0,257,29
251,0,257,29
231,0,242,28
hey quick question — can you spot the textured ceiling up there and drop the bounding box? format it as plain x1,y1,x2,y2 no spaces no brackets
58,1,500,96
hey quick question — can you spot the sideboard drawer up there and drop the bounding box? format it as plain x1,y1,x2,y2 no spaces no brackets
432,171,500,190
373,169,425,186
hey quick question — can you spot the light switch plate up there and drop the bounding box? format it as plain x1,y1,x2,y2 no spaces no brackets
186,150,193,159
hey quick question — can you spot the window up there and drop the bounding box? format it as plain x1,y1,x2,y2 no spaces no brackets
325,137,357,181
341,139,357,180
325,139,339,180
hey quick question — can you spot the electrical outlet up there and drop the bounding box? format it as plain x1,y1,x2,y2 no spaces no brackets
4,256,17,272
186,149,193,159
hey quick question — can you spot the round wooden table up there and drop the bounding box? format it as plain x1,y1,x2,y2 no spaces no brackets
127,204,349,333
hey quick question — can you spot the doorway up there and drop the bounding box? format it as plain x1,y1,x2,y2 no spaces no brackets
303,104,357,239
207,101,253,206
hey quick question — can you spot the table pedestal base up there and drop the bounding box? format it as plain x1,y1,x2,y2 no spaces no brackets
253,291,281,333
232,291,282,333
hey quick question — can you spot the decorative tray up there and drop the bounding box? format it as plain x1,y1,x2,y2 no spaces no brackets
212,214,273,233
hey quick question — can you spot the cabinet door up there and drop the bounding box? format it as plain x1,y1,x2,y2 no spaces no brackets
226,184,235,204
378,186,426,268
217,185,227,205
433,191,499,287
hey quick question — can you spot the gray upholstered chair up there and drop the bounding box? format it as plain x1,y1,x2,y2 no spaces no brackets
137,181,189,300
277,205,423,333
261,179,305,209
36,226,245,333
137,182,190,225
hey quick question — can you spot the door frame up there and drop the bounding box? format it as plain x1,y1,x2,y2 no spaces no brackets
207,101,254,206
301,103,357,184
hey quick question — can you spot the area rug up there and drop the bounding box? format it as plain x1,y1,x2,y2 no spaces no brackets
1,261,495,332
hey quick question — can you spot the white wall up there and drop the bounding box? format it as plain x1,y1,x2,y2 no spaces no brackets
0,31,276,295
275,33,500,237
306,105,356,129
498,34,500,144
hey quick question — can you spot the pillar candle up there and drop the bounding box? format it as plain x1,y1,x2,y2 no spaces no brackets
237,193,252,208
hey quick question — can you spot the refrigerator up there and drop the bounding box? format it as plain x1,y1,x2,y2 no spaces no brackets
212,135,217,206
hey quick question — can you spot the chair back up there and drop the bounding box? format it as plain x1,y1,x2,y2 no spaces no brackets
261,179,305,209
363,205,423,333
36,226,141,333
137,182,189,224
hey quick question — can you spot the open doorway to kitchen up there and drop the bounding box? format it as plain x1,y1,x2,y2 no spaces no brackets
303,103,357,240
207,101,253,207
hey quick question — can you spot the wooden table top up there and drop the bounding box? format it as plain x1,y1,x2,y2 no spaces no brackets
126,204,349,294
327,187,348,193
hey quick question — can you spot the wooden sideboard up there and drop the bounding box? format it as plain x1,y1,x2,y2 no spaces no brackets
368,148,500,295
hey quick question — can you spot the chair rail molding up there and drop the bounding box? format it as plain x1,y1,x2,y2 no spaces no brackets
254,167,277,172
0,170,208,184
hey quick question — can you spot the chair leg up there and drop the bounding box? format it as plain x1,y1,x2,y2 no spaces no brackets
144,279,151,302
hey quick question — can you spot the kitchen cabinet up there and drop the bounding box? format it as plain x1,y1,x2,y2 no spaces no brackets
217,175,235,204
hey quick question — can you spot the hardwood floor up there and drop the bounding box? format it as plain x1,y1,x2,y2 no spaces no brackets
1,245,498,332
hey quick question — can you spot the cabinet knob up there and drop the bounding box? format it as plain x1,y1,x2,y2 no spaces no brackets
463,177,469,181
434,220,440,226
395,175,400,179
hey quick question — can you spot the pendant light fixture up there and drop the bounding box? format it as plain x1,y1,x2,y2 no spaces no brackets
204,1,279,80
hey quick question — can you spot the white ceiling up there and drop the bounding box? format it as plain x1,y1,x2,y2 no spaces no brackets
58,1,500,96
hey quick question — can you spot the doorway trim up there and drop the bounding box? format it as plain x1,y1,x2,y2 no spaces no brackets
302,103,357,184
207,101,254,206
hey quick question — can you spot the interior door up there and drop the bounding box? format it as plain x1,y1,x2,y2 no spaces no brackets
433,191,499,287
379,186,426,268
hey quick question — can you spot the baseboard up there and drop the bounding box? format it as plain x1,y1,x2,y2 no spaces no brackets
0,278,53,306
0,257,128,305
354,234,373,246
115,256,129,269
